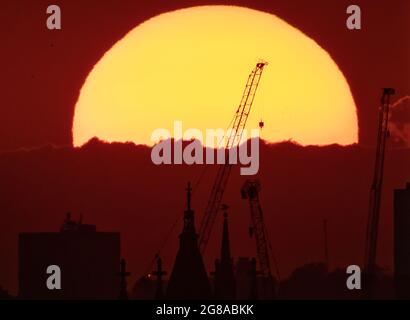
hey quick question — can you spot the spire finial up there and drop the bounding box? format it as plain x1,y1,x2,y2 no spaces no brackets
221,204,229,219
186,182,192,210
117,258,131,300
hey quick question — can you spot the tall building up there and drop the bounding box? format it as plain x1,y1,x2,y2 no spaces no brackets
19,213,120,299
166,183,212,300
394,182,410,299
213,209,236,299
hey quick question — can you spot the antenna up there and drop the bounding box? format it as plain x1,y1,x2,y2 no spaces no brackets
323,219,329,271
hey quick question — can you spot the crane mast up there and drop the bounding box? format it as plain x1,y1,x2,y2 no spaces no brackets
241,180,275,281
198,62,267,254
365,88,395,278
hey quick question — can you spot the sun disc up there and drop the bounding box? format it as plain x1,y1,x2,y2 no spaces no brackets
73,6,358,147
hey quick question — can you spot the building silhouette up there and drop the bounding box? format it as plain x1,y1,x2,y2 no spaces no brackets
0,286,12,300
213,208,236,299
19,213,120,299
394,182,410,299
166,183,212,300
153,257,167,299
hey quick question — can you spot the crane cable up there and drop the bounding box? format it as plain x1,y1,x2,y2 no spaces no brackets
265,224,281,282
392,95,410,108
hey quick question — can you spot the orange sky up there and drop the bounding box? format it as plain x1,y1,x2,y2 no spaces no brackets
73,6,358,148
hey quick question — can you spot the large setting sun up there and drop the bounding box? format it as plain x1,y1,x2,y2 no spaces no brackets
72,6,358,147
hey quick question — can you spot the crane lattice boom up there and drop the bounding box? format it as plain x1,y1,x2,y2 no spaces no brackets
198,62,267,254
365,88,395,277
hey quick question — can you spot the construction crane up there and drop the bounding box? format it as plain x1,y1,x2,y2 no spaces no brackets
241,179,278,296
198,62,268,254
364,88,395,280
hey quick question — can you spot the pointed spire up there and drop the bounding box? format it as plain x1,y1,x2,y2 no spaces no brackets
166,182,212,300
186,182,192,211
183,182,195,233
118,258,131,300
153,256,167,300
213,204,236,299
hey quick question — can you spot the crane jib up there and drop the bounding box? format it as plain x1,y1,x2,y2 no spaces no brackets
198,62,267,254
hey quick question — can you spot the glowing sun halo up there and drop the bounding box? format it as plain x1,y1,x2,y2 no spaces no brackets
73,6,358,147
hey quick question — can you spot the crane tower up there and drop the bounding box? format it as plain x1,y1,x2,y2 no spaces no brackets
241,180,276,280
365,88,395,279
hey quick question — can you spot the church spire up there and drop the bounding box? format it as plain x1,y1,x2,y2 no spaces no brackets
153,256,167,300
186,182,192,210
166,182,212,300
183,182,195,233
117,258,130,300
213,204,236,299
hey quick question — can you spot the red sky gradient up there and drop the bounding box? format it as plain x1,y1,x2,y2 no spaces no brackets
0,0,409,151
0,0,409,297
